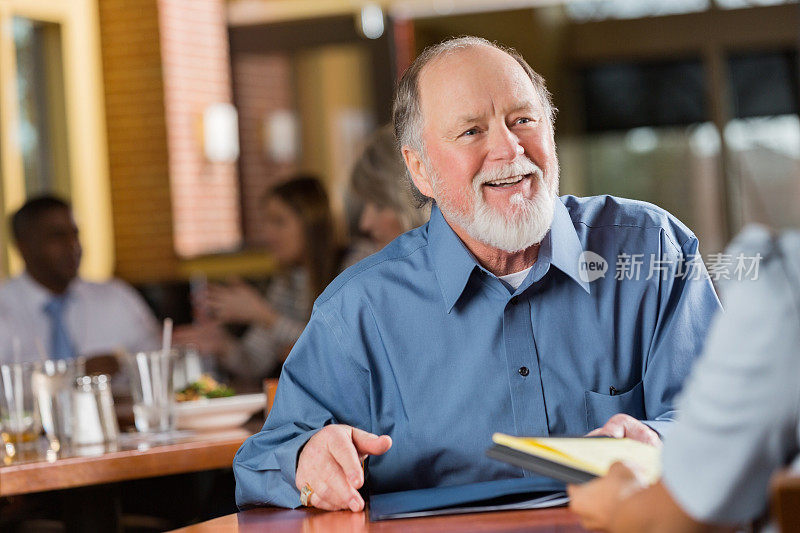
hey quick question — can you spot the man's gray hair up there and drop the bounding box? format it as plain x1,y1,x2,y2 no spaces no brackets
392,36,556,206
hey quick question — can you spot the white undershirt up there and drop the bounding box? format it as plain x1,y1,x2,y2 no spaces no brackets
498,265,533,291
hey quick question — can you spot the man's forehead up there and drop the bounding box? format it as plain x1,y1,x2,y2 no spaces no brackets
38,209,77,231
421,45,521,86
418,46,539,119
426,43,517,69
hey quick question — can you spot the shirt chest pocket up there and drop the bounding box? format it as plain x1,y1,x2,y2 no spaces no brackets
583,381,645,432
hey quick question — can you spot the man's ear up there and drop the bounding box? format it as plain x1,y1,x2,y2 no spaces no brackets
401,146,435,199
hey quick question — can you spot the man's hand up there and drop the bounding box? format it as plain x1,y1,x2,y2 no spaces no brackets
296,425,392,511
588,414,662,446
567,461,647,531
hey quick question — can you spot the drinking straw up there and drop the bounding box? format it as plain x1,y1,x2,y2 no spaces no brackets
162,318,173,356
11,338,22,363
12,363,23,435
0,365,16,430
9,338,23,435
0,363,23,436
136,352,154,404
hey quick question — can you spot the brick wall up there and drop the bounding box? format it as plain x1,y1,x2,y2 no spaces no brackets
158,0,241,257
99,0,241,282
393,17,415,79
231,53,297,247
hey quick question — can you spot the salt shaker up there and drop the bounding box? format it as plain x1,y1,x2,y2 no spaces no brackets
92,374,119,442
72,376,105,445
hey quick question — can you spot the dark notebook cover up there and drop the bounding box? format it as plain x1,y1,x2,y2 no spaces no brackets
368,476,566,521
486,443,598,485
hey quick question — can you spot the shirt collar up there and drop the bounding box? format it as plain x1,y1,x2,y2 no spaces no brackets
427,204,480,313
428,197,590,312
538,198,591,294
20,272,78,310
20,271,54,311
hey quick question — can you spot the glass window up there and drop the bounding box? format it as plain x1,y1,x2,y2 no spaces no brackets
728,50,798,118
725,115,800,229
558,123,728,252
715,0,798,9
13,17,69,197
566,0,710,21
581,59,706,132
725,51,799,229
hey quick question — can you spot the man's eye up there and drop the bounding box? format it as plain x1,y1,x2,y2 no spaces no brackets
515,117,532,125
462,128,479,137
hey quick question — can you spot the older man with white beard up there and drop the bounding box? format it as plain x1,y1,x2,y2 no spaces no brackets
233,36,721,512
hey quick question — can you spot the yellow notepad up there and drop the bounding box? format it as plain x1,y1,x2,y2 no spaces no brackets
492,433,662,484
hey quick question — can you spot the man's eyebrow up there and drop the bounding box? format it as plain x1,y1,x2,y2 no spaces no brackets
506,99,539,115
443,114,484,137
451,113,484,128
451,100,540,127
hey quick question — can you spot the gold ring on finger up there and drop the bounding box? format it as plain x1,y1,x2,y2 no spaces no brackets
300,482,314,507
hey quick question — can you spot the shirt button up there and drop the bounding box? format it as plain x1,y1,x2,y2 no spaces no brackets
510,296,519,306
518,366,529,377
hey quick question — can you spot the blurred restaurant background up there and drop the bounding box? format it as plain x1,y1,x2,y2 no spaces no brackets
0,0,797,530
1,0,798,307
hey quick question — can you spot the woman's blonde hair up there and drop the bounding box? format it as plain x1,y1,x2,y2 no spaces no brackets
350,124,430,231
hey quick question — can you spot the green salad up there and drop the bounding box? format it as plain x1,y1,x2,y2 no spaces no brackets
176,374,235,401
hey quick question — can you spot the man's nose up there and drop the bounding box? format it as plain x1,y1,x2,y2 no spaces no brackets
487,124,523,161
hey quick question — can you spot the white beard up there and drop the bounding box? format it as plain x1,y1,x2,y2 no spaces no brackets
431,157,557,253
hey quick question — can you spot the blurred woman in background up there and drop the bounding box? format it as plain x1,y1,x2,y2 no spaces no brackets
350,124,430,249
175,175,340,390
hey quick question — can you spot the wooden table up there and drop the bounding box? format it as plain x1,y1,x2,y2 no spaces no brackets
0,428,249,496
173,506,587,532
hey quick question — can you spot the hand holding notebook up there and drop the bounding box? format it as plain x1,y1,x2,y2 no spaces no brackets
487,433,662,485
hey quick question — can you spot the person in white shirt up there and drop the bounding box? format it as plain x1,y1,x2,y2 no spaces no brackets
0,195,159,362
568,226,800,532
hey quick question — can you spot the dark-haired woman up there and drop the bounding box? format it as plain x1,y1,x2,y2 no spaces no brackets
175,175,340,389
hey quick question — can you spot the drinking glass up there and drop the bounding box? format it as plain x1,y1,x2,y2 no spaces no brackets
31,358,83,451
123,350,176,433
0,362,41,455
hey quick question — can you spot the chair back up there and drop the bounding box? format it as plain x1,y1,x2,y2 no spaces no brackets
771,467,800,532
263,378,279,415
84,353,121,377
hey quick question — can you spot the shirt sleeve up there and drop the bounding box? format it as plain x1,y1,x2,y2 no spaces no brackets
232,304,372,509
641,233,722,436
112,280,161,353
662,227,800,524
220,316,306,380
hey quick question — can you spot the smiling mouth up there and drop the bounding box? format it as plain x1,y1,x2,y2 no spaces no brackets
483,173,532,188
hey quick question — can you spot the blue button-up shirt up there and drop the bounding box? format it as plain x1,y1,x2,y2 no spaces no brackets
234,195,721,509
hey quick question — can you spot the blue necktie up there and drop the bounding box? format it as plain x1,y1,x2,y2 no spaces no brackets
44,296,75,360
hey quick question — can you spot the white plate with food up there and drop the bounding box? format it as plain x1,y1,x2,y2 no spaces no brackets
175,394,265,430
175,375,265,430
